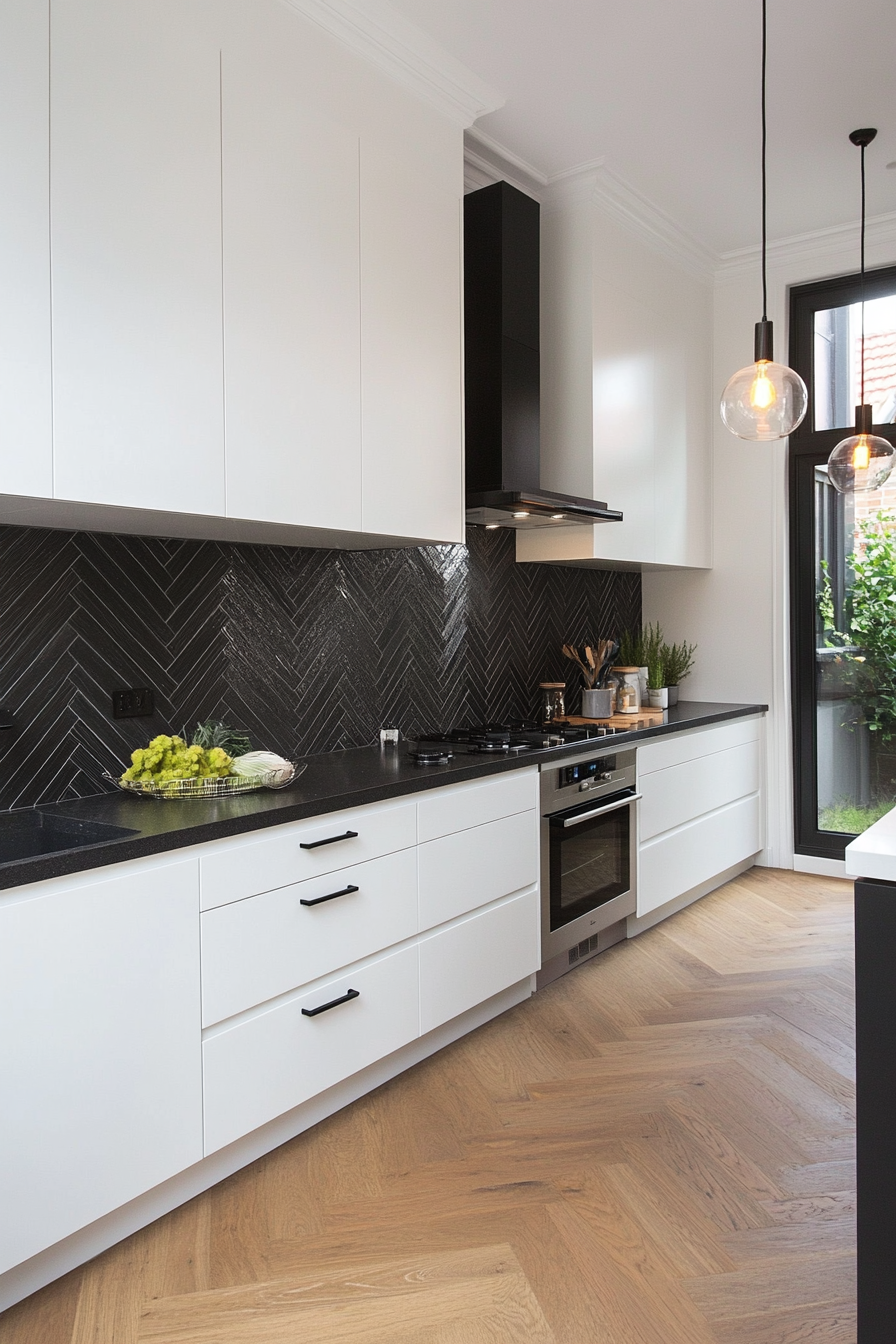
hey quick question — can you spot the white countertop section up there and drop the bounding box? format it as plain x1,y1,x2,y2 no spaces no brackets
845,805,896,881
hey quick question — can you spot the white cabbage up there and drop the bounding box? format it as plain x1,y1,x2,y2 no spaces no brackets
231,751,294,786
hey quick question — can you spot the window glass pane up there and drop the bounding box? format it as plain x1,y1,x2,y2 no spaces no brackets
814,295,896,431
816,470,896,833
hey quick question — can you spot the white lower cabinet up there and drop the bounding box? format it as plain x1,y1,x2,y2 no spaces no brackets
0,856,202,1276
0,768,540,1297
202,944,420,1155
198,797,417,911
636,717,764,920
418,810,538,929
639,795,762,917
419,888,540,1035
201,846,419,1027
639,739,760,843
201,767,539,1153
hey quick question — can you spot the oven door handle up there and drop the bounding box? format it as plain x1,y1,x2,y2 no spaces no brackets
558,793,641,827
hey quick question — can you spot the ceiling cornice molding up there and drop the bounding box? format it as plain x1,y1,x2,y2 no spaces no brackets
463,127,547,196
716,211,896,284
464,132,715,281
546,162,716,284
465,131,896,288
280,0,503,126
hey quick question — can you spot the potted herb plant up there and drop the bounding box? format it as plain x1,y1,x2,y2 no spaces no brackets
661,640,697,706
638,623,665,707
646,650,668,708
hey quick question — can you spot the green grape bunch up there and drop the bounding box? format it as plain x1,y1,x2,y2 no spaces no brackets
121,734,233,786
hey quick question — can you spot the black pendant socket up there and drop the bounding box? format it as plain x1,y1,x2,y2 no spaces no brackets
856,404,873,435
754,318,774,363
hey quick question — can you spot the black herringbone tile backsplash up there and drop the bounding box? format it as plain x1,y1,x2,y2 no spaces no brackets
0,525,640,810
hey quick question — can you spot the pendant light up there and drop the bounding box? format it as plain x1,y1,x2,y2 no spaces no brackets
719,0,808,441
827,129,896,494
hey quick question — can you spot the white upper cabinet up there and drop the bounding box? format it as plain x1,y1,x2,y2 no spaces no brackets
221,44,362,532
516,190,712,571
50,0,226,516
0,0,52,498
0,0,470,544
360,140,464,543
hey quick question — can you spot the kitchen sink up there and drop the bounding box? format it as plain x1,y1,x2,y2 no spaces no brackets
0,811,139,865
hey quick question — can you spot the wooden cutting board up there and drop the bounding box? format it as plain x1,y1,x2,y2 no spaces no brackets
555,708,666,729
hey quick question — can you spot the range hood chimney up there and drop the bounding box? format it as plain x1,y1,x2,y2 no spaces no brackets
464,181,622,530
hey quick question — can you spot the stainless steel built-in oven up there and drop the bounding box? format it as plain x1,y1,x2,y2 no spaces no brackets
537,748,638,987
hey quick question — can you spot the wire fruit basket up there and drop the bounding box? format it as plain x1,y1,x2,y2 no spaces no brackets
105,763,304,800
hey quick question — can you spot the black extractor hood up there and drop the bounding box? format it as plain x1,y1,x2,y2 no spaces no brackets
464,181,622,530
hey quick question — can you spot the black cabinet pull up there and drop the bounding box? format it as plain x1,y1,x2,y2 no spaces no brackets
301,988,360,1017
300,884,359,908
300,829,358,850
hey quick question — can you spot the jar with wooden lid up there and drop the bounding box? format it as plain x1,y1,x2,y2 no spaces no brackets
539,682,566,726
611,667,641,715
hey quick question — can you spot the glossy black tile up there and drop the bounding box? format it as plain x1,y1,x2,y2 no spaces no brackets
0,525,640,810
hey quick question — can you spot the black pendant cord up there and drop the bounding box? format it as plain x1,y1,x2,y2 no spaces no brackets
760,0,768,322
860,137,866,408
849,127,877,422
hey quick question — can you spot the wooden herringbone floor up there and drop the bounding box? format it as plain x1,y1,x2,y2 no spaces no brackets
1,867,856,1343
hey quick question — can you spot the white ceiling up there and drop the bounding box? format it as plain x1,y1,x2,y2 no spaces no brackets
386,0,896,257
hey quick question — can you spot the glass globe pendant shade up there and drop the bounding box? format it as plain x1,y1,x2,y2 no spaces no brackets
827,405,896,494
719,320,808,440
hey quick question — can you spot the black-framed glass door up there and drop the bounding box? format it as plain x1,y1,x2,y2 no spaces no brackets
790,266,896,857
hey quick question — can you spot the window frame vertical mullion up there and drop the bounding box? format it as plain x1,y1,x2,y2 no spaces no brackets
789,264,896,857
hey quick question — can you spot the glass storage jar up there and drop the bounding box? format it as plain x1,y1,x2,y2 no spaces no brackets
612,667,642,715
540,682,566,726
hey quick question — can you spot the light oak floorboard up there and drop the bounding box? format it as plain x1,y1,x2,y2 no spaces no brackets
1,867,855,1343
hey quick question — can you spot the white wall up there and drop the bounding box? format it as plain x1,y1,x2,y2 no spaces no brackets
643,217,896,868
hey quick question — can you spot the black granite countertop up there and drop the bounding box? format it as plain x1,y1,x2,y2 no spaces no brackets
0,701,766,893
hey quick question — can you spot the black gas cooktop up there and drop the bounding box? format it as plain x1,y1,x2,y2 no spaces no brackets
407,719,630,765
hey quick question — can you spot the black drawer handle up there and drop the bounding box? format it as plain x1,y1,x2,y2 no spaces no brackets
300,884,359,908
301,988,360,1017
300,829,359,850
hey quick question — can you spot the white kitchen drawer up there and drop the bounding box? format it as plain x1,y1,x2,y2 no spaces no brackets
639,740,761,843
202,943,419,1154
419,888,540,1036
199,799,416,910
637,716,761,777
638,793,762,917
417,768,537,843
418,809,538,930
201,847,418,1026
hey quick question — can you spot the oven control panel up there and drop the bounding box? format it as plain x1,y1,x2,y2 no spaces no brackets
557,755,616,789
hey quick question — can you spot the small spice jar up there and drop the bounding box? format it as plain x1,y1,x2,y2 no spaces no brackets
539,682,566,726
611,667,642,715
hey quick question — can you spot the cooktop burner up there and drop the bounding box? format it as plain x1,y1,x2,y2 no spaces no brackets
408,718,632,762
408,747,454,766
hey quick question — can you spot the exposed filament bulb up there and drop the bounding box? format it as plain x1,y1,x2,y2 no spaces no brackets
750,362,777,410
852,436,871,471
